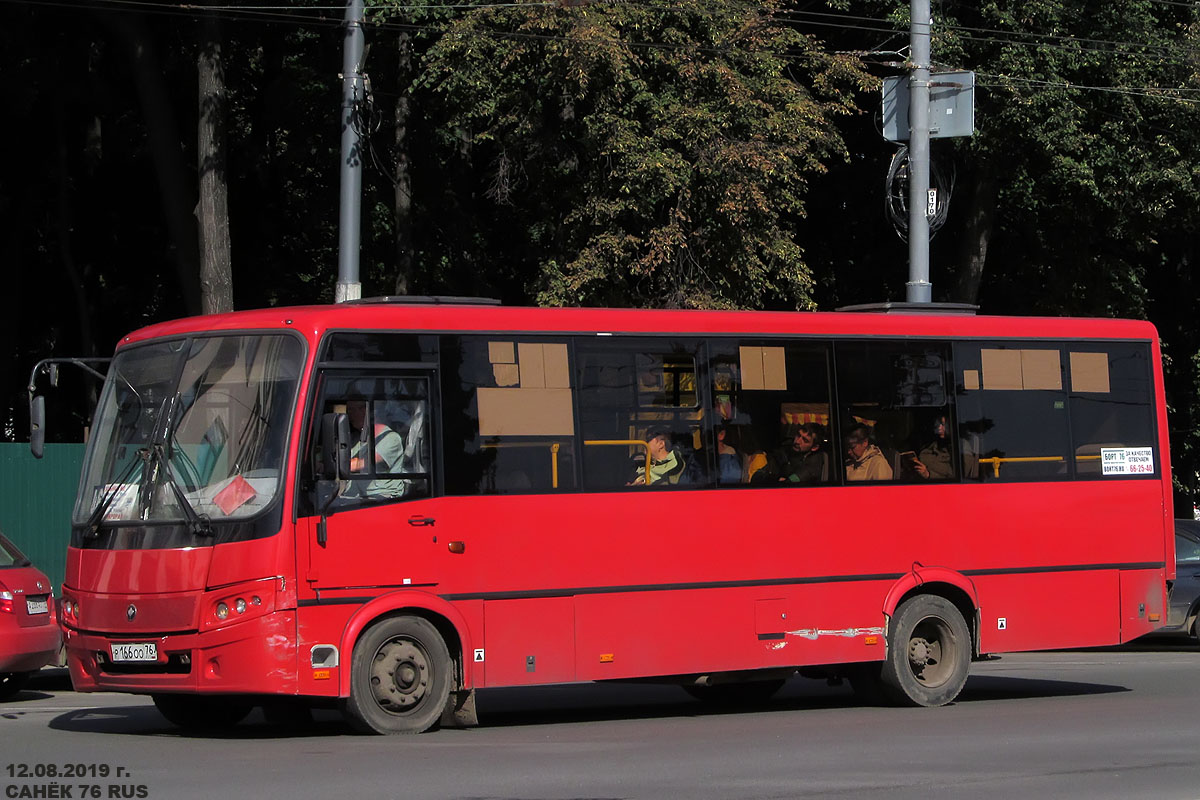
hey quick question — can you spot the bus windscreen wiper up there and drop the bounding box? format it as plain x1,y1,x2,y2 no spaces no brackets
156,442,213,537
81,447,147,538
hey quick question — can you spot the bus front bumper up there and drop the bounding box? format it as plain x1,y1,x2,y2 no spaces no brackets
63,609,296,695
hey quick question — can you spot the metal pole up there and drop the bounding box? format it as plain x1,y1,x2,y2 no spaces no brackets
906,0,932,303
335,0,365,303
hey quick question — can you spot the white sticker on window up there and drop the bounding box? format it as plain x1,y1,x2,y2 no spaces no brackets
1101,447,1155,475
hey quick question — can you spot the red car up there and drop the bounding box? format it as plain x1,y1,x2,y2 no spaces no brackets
0,531,60,699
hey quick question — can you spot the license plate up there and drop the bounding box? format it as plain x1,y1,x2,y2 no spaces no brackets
110,642,158,662
25,597,48,615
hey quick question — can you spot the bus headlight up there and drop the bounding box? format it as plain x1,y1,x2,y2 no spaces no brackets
201,579,277,631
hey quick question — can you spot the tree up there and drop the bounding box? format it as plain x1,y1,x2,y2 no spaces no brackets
418,1,871,309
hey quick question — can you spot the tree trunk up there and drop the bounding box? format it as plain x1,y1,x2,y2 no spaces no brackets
197,16,234,314
110,13,203,316
951,168,998,306
393,30,414,296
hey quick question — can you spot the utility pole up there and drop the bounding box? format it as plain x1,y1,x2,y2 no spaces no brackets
336,0,365,303
907,0,932,303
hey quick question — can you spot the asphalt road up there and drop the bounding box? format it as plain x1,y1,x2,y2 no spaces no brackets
4,643,1200,800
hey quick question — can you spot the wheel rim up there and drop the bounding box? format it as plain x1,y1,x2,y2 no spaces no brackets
906,615,957,688
369,636,431,716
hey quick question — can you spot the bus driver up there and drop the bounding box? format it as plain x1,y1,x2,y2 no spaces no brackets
343,399,407,500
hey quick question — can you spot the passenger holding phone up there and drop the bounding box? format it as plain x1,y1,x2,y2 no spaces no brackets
913,415,954,480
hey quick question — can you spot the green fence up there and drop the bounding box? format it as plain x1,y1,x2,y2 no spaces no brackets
0,443,84,593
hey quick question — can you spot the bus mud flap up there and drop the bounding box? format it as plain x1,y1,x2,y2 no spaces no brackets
441,688,479,728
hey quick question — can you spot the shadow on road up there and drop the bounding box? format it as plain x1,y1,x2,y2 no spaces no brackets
958,674,1128,703
47,705,354,739
472,671,1129,729
40,667,1131,737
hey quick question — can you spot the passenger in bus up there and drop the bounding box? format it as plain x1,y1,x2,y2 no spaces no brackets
343,399,408,499
715,424,743,484
911,415,978,480
757,423,828,485
844,424,893,481
630,428,686,486
911,415,954,480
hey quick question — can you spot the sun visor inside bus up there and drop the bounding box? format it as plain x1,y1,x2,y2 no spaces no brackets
739,346,787,391
479,340,574,435
979,348,1062,391
1069,352,1111,393
477,388,575,436
488,341,570,389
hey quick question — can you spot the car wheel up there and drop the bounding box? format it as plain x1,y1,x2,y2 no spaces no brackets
0,672,30,701
880,595,971,707
342,615,451,734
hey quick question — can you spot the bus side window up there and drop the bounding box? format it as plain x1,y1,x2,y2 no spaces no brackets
1067,344,1157,478
576,340,704,491
707,340,832,487
835,341,954,483
309,374,432,508
954,343,1070,481
440,336,578,495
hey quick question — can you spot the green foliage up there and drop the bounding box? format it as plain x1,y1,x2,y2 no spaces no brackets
418,2,871,309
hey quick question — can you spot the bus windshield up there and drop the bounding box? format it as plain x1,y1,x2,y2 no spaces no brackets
73,333,304,528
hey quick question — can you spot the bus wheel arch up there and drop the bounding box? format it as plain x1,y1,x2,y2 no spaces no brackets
339,594,474,700
883,569,979,656
342,612,455,734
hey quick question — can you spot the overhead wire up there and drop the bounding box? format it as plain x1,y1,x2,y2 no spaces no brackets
5,0,1200,106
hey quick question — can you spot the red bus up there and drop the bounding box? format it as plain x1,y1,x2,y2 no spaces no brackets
57,300,1174,733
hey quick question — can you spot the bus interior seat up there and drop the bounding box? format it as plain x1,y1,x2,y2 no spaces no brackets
402,403,427,475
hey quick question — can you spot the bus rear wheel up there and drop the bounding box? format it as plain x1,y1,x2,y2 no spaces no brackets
881,595,970,707
151,694,253,730
343,615,451,735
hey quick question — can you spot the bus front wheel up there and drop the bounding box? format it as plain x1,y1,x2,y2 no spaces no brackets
881,595,970,707
343,615,451,734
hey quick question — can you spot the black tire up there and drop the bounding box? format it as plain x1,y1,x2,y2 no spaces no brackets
342,615,451,734
152,694,253,730
0,672,30,701
880,595,971,707
682,679,785,706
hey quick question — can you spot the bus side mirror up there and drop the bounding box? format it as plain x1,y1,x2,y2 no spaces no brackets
30,395,45,460
321,412,351,479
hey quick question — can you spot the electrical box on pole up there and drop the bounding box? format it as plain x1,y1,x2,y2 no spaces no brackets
882,71,975,142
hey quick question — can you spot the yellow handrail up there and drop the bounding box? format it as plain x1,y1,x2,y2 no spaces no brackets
479,439,653,489
977,455,1062,477
480,440,563,489
978,453,1105,477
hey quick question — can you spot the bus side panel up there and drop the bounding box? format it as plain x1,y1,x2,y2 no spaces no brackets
295,603,354,697
573,583,887,682
975,571,1119,653
482,598,575,686
1119,568,1168,642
